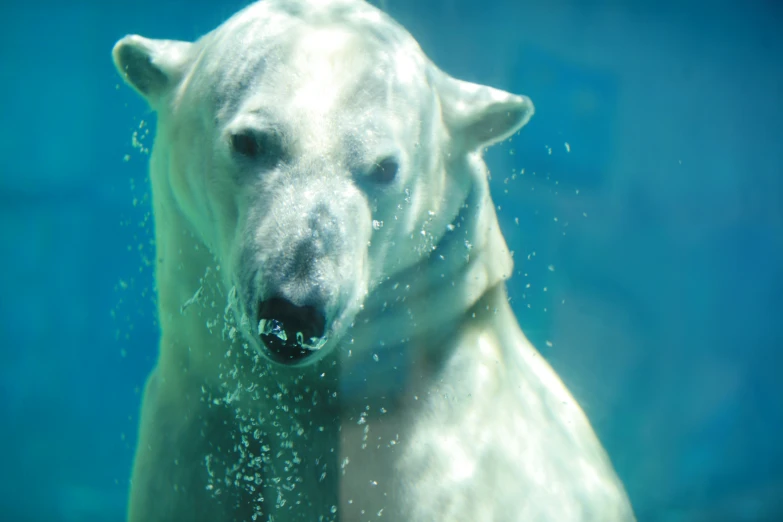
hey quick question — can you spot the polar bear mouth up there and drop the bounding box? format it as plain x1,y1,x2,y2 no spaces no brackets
256,297,327,364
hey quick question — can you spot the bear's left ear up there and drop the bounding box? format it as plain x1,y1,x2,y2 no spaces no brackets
112,35,193,107
436,72,534,150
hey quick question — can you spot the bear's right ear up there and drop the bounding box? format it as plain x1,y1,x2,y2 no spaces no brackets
112,35,193,107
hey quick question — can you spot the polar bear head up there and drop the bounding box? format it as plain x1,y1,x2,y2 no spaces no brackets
113,0,533,366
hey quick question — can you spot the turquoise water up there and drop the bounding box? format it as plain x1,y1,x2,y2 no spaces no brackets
1,0,781,520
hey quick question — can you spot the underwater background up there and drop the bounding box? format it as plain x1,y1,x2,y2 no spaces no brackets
1,0,781,520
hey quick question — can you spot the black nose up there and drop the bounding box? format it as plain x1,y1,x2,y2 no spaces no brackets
256,297,327,363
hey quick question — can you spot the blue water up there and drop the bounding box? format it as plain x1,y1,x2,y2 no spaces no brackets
1,0,781,520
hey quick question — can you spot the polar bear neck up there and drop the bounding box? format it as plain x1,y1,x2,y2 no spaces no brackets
146,139,237,381
342,168,515,389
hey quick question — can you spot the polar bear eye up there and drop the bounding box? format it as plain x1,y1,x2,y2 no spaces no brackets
231,131,261,158
230,130,283,163
369,157,399,184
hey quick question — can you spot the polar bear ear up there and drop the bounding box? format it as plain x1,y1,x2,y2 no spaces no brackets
437,74,534,150
112,35,193,106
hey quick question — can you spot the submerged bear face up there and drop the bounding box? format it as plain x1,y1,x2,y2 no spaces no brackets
113,0,533,366
203,27,455,364
161,16,465,365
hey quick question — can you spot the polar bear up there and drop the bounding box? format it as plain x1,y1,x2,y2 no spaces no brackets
112,1,635,521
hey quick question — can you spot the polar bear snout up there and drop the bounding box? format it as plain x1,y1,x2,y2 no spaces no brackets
235,176,372,365
256,296,327,364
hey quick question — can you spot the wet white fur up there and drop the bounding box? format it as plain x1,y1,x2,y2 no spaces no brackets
113,1,635,520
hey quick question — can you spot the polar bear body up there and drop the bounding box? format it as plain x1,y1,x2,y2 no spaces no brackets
113,1,635,520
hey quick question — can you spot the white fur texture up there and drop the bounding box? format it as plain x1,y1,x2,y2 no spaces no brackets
113,1,635,520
